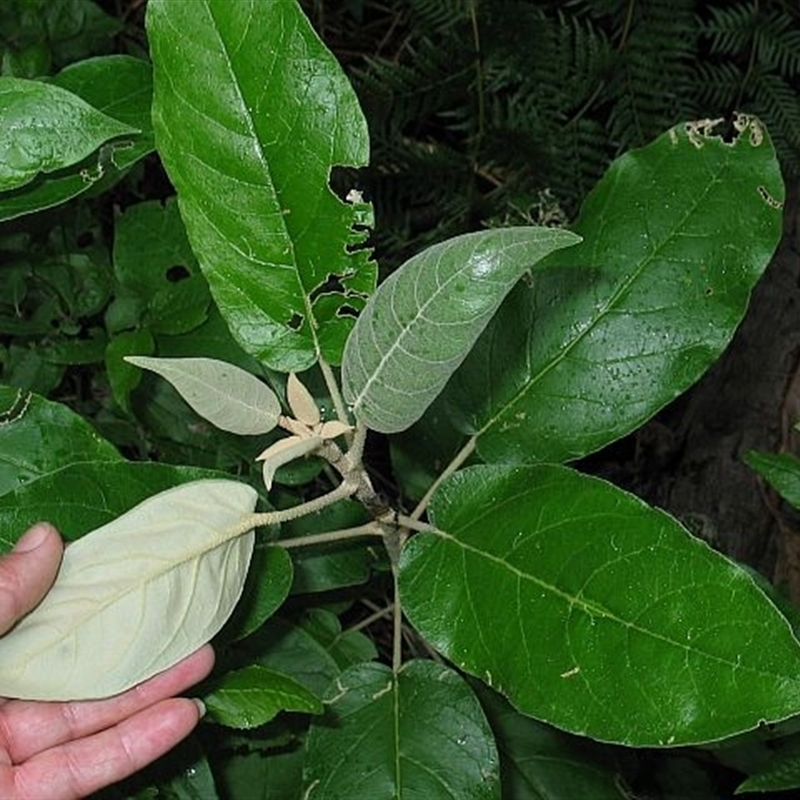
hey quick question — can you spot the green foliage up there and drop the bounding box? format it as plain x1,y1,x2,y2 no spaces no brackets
0,1,799,798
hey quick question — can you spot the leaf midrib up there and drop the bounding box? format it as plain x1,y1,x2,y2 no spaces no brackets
426,524,797,684
476,145,727,441
203,0,318,344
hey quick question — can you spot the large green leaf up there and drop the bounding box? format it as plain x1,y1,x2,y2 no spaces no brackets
0,77,136,192
0,56,153,221
399,464,800,746
437,116,784,464
0,479,257,700
303,660,500,799
342,227,580,433
0,460,235,551
147,0,375,372
0,387,121,497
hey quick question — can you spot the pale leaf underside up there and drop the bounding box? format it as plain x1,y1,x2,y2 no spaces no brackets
0,479,258,700
125,356,280,435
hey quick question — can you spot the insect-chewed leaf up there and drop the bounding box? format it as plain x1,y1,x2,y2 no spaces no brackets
125,356,280,435
0,78,138,192
0,479,258,700
341,226,580,434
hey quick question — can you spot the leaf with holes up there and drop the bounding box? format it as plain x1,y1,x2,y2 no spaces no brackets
125,356,281,435
0,479,257,700
147,0,375,371
341,227,580,433
0,56,153,222
399,464,800,746
433,116,784,464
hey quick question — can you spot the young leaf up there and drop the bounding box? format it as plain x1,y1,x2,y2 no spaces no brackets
303,661,500,799
125,356,281,435
436,116,785,463
0,77,137,192
287,373,321,428
256,435,322,491
0,479,258,700
399,464,800,747
205,665,322,729
341,226,580,433
147,0,375,372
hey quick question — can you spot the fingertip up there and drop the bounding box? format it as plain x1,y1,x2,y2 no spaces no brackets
13,522,61,554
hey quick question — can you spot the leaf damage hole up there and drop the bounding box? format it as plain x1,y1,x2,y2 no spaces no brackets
0,389,31,425
337,304,360,319
685,117,724,148
309,273,346,302
758,185,783,209
287,313,304,331
165,264,191,282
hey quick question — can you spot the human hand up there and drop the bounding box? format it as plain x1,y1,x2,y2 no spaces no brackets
0,523,214,799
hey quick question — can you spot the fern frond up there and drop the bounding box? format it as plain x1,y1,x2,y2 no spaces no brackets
753,11,800,77
701,1,758,56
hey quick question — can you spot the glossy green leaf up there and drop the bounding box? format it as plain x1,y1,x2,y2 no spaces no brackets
399,464,800,746
744,451,800,509
0,386,121,497
437,116,784,464
147,0,375,371
0,77,136,192
304,660,500,799
221,545,293,643
342,227,580,433
125,356,281,436
0,479,258,700
477,684,628,800
205,665,322,729
0,460,237,551
0,56,154,222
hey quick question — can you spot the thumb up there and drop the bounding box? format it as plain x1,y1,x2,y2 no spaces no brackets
0,523,63,636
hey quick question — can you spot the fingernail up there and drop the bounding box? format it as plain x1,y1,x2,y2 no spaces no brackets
192,698,207,719
13,524,51,553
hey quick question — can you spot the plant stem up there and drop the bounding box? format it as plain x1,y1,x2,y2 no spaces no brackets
410,435,477,521
318,356,351,427
275,521,384,549
232,474,361,536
